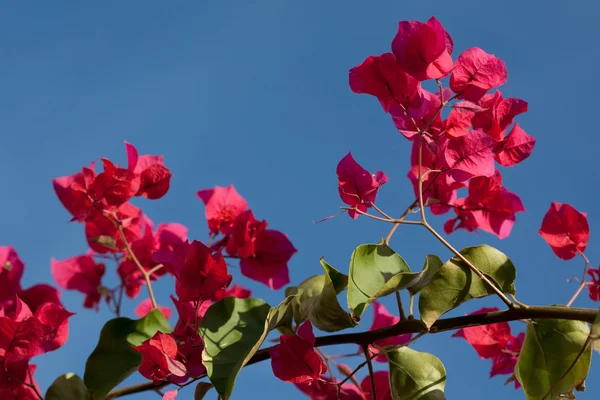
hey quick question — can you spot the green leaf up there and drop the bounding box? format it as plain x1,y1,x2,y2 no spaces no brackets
194,382,214,399
45,373,89,400
267,295,295,333
347,243,411,318
299,258,357,332
515,319,592,399
387,347,447,399
83,309,171,399
199,297,271,400
418,245,516,328
590,312,600,355
407,255,443,296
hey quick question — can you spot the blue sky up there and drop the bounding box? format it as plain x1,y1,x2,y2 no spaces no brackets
1,1,598,399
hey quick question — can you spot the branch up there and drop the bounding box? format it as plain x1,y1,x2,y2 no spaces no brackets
108,306,599,398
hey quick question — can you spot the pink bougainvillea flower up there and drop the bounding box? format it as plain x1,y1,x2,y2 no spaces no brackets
444,107,474,138
169,241,232,302
125,141,173,200
295,377,365,400
391,89,445,140
452,308,524,388
88,158,139,208
349,53,422,113
365,302,412,362
84,202,146,254
450,47,508,102
0,246,25,303
176,339,206,378
225,210,268,258
52,162,96,221
471,91,528,141
133,332,187,384
51,255,106,310
239,229,296,290
270,321,327,384
197,185,248,235
587,267,600,301
489,332,524,388
443,130,496,182
391,16,453,81
162,390,179,400
406,141,463,216
0,362,41,400
34,302,74,352
134,298,172,319
539,202,589,260
17,284,62,314
337,152,388,219
445,172,524,239
360,371,392,400
170,295,210,341
452,307,511,358
0,303,46,362
494,123,536,167
212,283,252,302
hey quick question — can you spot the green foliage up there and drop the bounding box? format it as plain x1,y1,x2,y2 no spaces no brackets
418,245,517,328
347,242,411,318
515,319,592,399
347,243,443,318
83,309,171,399
298,258,357,331
45,373,89,400
199,297,271,400
387,347,447,399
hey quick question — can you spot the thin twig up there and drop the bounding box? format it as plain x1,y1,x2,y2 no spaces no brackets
113,218,158,309
566,251,591,307
362,345,377,399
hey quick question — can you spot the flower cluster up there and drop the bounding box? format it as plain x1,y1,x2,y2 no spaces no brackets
1,247,73,399
342,16,535,239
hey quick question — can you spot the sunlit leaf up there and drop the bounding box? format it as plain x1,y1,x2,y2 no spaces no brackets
199,298,271,400
387,347,447,399
419,245,516,328
515,319,591,399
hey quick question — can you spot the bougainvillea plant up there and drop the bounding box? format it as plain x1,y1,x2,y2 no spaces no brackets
1,15,599,400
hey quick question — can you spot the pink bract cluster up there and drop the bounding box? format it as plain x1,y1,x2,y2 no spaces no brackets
46,142,296,390
342,16,536,239
0,247,73,400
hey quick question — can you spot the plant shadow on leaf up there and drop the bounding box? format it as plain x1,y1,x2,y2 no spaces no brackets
199,297,271,400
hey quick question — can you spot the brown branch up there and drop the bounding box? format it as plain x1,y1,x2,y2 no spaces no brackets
108,306,599,398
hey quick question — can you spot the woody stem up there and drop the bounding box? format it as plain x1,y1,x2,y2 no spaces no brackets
108,306,598,398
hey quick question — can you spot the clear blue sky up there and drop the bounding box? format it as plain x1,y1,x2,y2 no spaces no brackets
1,1,598,399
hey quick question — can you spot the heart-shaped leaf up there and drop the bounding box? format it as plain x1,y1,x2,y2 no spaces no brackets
515,319,591,399
299,258,357,332
83,309,171,399
45,373,89,400
199,298,271,400
387,347,447,399
418,245,516,328
347,243,411,318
